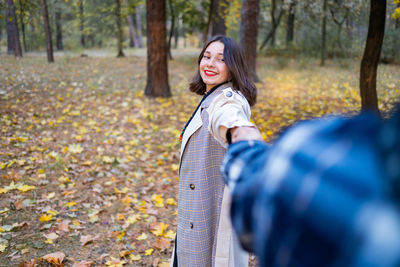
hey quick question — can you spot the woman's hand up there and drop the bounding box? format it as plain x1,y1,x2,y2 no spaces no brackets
230,126,263,143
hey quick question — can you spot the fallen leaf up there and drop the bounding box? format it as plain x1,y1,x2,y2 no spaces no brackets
145,248,154,256
41,251,65,265
58,220,70,232
129,254,141,261
153,237,171,251
136,232,148,240
39,214,53,222
80,234,98,246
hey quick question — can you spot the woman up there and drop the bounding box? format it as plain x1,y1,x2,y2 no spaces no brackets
172,35,258,267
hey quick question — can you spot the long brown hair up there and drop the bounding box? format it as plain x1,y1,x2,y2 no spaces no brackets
189,35,257,106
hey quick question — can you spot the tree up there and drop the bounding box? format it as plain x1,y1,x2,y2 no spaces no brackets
211,0,229,36
240,0,260,82
55,0,64,50
41,0,54,62
167,0,176,59
259,0,284,51
116,0,125,57
320,0,327,66
135,5,144,48
286,0,296,48
359,0,386,114
127,13,138,47
145,0,171,97
79,0,85,47
5,0,22,57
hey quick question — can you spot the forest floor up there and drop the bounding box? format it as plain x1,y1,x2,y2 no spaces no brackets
0,53,399,267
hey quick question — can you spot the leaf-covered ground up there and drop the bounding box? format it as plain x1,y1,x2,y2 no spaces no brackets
0,53,399,266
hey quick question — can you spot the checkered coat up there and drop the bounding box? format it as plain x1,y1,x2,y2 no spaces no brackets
171,82,248,267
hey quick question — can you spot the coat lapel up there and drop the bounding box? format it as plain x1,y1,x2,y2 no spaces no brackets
180,106,202,160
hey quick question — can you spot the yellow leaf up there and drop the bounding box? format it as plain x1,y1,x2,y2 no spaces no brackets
17,184,36,192
106,257,126,267
68,144,84,154
126,214,140,224
166,198,177,206
45,238,54,244
46,209,59,216
164,230,176,239
0,188,8,194
58,176,71,183
65,201,77,207
0,242,8,253
129,254,141,261
151,194,164,208
145,248,154,256
0,208,9,214
117,231,125,242
136,233,148,240
102,156,114,163
47,192,56,199
39,214,53,222
114,187,129,194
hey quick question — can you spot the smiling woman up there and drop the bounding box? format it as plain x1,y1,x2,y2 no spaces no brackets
171,35,258,267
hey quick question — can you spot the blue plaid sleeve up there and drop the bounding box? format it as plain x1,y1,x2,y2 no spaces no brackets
222,111,400,267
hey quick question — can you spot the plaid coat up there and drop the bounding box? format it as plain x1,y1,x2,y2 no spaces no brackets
172,82,248,267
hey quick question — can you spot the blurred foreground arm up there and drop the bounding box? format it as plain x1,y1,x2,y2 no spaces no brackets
222,110,400,267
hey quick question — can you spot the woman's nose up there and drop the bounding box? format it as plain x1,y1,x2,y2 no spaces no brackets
206,58,216,67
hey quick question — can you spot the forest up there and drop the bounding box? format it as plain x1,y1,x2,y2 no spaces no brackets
1,0,400,266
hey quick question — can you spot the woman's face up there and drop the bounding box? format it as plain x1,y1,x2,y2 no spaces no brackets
199,41,230,92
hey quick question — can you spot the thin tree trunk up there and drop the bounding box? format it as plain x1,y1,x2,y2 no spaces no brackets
145,0,171,97
174,16,179,49
135,5,143,48
19,0,27,52
203,0,214,44
359,0,386,114
41,0,54,62
167,0,175,60
320,0,327,66
211,0,228,36
271,0,276,46
79,0,85,47
259,6,284,51
396,3,400,28
127,14,138,47
286,1,295,49
241,0,260,82
55,1,63,50
6,0,22,57
116,0,125,57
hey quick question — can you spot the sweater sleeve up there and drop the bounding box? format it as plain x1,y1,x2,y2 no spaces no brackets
207,87,255,148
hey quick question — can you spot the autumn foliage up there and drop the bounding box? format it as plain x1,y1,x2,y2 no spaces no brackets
1,55,399,266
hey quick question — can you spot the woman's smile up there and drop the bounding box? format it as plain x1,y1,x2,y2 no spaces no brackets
204,70,218,77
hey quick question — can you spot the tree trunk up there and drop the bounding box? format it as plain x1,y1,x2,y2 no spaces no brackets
203,0,214,44
127,14,138,47
6,0,22,57
167,0,175,60
116,0,125,57
55,2,64,50
145,0,171,97
211,0,228,36
79,0,85,47
135,5,143,48
240,0,260,82
41,0,54,62
174,16,179,49
320,0,327,66
271,0,276,46
259,6,284,51
286,1,295,49
18,0,27,52
396,3,400,29
359,0,386,114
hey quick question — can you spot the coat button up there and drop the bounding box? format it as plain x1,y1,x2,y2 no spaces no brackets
189,184,195,190
190,223,193,229
225,91,233,97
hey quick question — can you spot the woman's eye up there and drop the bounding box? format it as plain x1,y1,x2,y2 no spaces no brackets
203,55,210,59
219,58,225,62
